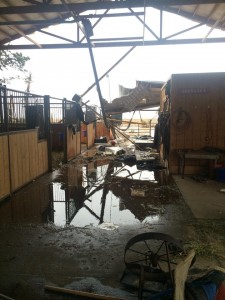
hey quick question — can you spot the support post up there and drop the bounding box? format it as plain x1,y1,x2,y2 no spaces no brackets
62,98,68,163
44,95,52,171
83,20,109,128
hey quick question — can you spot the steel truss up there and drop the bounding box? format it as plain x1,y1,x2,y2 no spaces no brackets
0,1,225,50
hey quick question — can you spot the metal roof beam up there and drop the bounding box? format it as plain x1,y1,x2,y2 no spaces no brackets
129,8,159,40
2,37,225,50
0,12,144,26
1,1,225,15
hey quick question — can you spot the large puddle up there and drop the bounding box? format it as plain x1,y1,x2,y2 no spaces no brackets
0,154,179,228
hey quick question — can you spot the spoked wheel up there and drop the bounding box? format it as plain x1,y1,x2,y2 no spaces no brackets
124,232,185,287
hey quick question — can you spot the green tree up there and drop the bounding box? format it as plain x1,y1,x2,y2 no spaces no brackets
0,50,30,84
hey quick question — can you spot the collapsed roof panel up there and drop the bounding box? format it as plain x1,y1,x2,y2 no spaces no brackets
103,81,164,114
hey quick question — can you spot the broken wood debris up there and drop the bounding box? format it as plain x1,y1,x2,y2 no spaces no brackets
45,285,126,300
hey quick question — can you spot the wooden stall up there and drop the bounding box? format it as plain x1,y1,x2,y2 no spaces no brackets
66,128,81,161
0,130,49,201
87,123,96,149
96,121,112,141
81,123,96,149
160,72,225,176
0,135,10,200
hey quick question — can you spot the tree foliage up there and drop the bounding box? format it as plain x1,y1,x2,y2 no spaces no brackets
0,50,30,84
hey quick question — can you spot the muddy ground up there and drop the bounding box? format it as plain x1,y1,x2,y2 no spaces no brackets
0,148,225,300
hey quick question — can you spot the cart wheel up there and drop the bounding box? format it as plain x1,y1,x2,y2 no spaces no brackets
124,232,185,284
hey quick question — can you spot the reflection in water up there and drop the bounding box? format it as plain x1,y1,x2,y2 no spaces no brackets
51,159,169,227
0,157,172,228
0,175,52,224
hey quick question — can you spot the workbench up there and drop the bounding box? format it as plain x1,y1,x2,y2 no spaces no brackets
177,150,219,178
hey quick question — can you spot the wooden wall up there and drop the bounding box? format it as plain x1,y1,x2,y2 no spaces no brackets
81,123,96,149
67,128,81,161
164,72,225,174
0,130,48,201
87,123,96,149
81,123,87,144
0,135,10,200
96,122,112,141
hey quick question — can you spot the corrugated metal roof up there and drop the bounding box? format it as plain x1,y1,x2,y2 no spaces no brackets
0,1,224,48
164,3,225,31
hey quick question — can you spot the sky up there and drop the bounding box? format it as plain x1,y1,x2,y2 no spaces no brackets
6,7,225,117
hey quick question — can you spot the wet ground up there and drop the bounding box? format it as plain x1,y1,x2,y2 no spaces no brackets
0,146,225,299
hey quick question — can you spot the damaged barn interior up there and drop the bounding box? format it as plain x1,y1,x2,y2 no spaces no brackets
1,1,225,300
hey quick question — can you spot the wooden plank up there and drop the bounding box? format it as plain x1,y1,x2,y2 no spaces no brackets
20,132,26,186
0,136,10,199
17,133,23,188
37,141,48,174
32,131,39,178
28,132,35,179
45,285,125,300
9,134,18,190
24,132,30,184
76,132,81,155
87,123,95,149
1,131,49,198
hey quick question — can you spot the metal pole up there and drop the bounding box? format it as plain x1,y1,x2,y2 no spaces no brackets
83,22,109,128
62,98,68,163
3,85,12,196
3,86,9,132
44,95,52,171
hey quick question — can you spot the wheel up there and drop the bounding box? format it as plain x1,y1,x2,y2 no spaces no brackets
124,232,185,284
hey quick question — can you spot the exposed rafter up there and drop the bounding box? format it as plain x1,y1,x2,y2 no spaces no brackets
0,1,225,49
2,37,225,50
1,1,225,15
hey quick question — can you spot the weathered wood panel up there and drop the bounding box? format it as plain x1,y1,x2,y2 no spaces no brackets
0,135,10,199
167,72,225,175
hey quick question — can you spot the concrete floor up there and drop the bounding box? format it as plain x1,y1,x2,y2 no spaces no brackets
173,175,225,219
0,155,225,300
